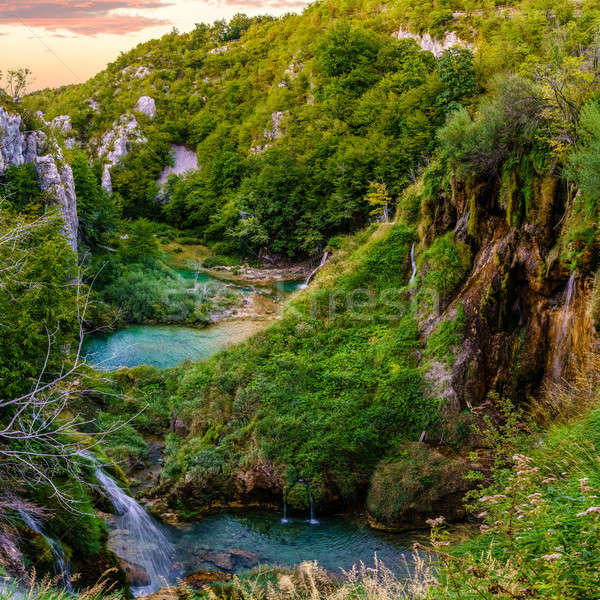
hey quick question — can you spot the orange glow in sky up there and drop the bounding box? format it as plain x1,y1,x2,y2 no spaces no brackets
0,1,307,91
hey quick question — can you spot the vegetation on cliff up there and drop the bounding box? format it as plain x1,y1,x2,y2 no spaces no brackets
3,0,600,596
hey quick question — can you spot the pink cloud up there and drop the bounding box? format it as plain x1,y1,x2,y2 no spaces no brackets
0,1,172,35
214,0,307,7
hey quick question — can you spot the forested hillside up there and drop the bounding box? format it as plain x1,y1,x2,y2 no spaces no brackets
2,0,600,597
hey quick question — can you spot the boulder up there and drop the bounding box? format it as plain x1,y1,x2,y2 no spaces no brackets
119,558,151,587
183,569,232,589
136,96,156,119
230,548,259,569
200,551,233,571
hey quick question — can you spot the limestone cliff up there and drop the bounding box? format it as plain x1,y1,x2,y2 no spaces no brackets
416,172,598,419
0,105,78,251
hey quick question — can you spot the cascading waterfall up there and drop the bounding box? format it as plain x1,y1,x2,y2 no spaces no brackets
17,508,72,591
552,272,576,381
93,467,175,596
281,501,288,524
300,252,329,289
409,243,417,285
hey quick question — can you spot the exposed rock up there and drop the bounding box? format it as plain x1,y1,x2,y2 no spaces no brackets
97,114,146,192
183,569,232,589
50,115,72,135
87,98,100,112
201,551,233,571
158,145,198,187
0,107,78,250
170,413,189,437
264,111,287,142
0,106,28,169
120,558,151,587
136,96,157,119
394,28,473,58
136,586,178,600
35,154,79,251
230,548,259,569
0,532,28,582
209,45,229,54
123,65,152,80
234,460,284,500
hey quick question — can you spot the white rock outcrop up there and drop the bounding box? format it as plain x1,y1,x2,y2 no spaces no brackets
97,114,147,193
135,96,156,119
122,65,152,80
158,145,199,187
0,106,78,250
264,111,287,142
394,29,473,58
50,115,72,135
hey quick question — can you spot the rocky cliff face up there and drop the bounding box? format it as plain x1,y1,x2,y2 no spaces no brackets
0,106,78,251
96,113,147,193
394,28,473,57
418,173,598,419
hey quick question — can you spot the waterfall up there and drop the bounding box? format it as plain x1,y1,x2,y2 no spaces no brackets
308,493,319,525
300,252,329,289
17,508,72,591
409,243,417,285
552,272,576,381
93,468,175,596
281,500,289,524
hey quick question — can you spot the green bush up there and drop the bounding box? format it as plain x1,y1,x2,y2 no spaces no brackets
367,443,469,527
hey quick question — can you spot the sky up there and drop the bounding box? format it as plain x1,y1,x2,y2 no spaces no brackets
0,1,308,91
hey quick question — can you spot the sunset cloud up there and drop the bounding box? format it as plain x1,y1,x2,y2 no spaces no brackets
0,1,173,35
214,0,307,8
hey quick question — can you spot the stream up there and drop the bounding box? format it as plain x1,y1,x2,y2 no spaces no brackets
83,267,421,596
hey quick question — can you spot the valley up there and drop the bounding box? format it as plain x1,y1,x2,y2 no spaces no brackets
2,0,600,598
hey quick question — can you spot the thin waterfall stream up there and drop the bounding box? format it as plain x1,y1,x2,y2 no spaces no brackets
301,252,329,289
93,468,176,596
17,507,72,591
409,243,417,285
552,272,576,381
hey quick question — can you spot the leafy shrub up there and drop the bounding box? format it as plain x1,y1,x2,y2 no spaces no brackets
367,443,470,527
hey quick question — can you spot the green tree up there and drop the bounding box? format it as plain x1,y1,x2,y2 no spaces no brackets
437,47,476,111
72,152,119,247
119,218,159,262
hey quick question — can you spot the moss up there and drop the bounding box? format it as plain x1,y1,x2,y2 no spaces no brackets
366,443,470,527
423,304,467,366
420,233,472,304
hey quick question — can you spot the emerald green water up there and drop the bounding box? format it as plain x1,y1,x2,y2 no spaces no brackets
106,508,424,592
83,321,263,370
167,510,420,577
84,270,305,371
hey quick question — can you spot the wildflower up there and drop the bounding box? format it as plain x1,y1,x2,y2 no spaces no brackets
426,516,445,527
541,553,562,563
479,494,506,504
476,511,488,519
576,506,600,517
541,477,556,484
480,524,491,533
579,477,594,493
